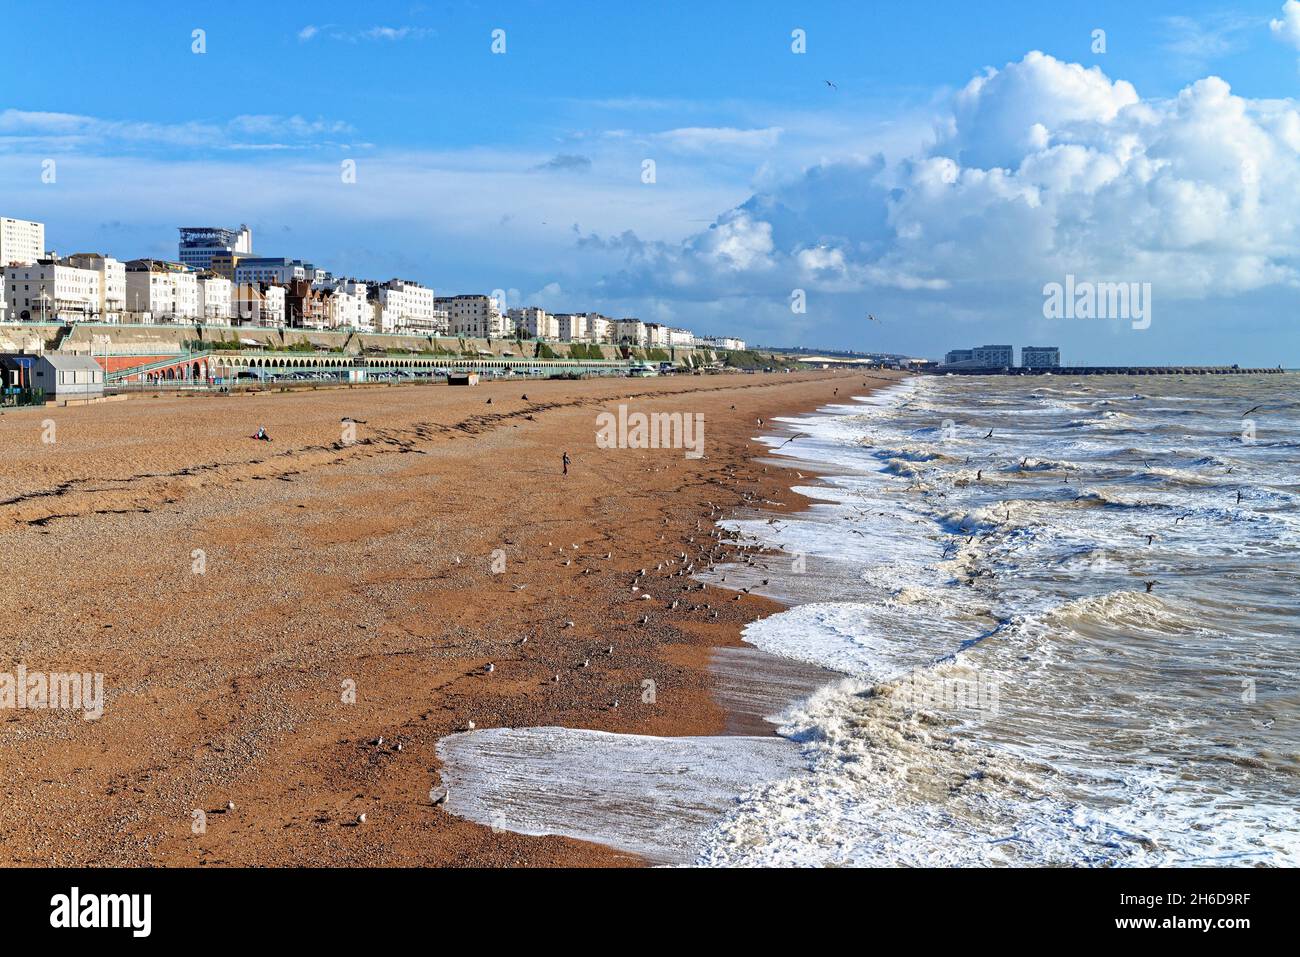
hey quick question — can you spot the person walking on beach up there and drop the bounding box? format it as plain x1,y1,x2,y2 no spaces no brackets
562,451,571,476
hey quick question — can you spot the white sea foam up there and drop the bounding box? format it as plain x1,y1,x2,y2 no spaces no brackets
699,372,1300,867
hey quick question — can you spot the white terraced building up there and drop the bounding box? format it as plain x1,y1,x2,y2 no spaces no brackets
124,260,198,320
376,280,440,333
64,254,126,323
553,313,586,342
316,279,371,331
437,294,507,338
583,312,611,343
507,306,558,339
611,318,646,346
643,322,669,348
667,327,695,348
0,217,45,267
196,274,233,323
696,335,745,351
4,259,102,322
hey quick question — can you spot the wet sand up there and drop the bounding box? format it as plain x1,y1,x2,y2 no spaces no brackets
0,369,902,866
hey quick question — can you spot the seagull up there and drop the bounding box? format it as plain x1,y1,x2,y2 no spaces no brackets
825,79,838,90
340,416,367,424
1242,405,1264,418
867,313,879,323
1144,580,1158,593
985,429,994,439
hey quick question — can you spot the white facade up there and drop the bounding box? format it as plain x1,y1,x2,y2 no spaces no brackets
378,280,440,332
317,280,370,331
508,306,558,339
232,283,286,327
583,313,611,343
233,258,324,285
667,327,695,348
197,275,233,323
4,260,101,321
438,295,507,338
0,217,45,267
65,254,126,322
125,261,198,320
695,335,745,351
554,313,587,342
611,319,646,346
643,322,669,348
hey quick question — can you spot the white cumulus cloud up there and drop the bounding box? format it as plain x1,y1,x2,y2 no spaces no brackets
1270,1,1300,49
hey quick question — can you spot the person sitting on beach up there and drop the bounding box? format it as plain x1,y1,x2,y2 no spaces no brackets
252,427,271,442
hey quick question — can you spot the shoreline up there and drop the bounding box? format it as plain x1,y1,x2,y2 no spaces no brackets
0,369,905,867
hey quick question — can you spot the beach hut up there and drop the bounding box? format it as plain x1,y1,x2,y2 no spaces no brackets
31,354,104,400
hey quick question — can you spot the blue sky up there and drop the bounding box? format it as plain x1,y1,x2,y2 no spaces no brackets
3,0,1299,364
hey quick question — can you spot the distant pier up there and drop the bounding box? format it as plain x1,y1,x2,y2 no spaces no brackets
923,366,1284,376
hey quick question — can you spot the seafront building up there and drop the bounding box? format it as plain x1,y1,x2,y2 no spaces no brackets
1022,346,1061,368
696,335,746,351
124,260,199,321
177,225,254,271
4,258,104,322
375,280,441,333
315,279,371,331
553,313,586,342
644,322,670,349
941,344,1062,369
508,306,558,339
942,344,1015,368
583,312,611,343
0,217,46,267
611,318,646,346
233,257,326,286
0,218,747,352
64,254,127,323
232,283,286,327
196,273,233,323
438,294,507,338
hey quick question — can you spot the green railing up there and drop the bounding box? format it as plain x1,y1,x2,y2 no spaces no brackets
105,351,212,382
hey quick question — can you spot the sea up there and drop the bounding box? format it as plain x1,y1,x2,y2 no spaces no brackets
696,372,1300,866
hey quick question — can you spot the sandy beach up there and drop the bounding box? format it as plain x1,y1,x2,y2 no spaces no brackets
0,369,902,867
